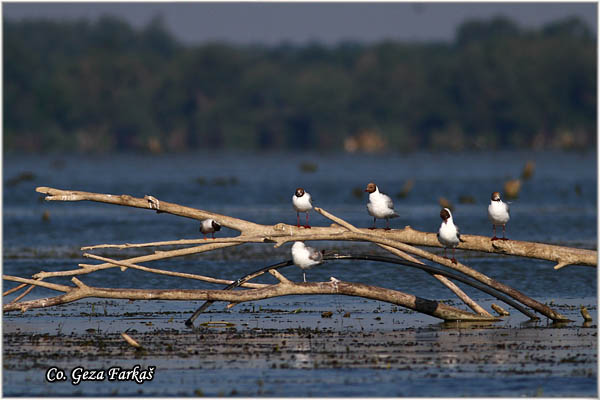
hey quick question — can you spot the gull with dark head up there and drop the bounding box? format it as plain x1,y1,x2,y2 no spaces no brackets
488,191,510,241
291,241,323,282
437,208,464,264
365,182,398,230
292,187,313,228
199,219,221,240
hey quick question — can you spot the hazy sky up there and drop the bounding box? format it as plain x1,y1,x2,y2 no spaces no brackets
3,2,597,45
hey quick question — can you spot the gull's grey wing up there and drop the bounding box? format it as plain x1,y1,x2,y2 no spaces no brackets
457,225,466,242
383,193,394,210
308,247,323,263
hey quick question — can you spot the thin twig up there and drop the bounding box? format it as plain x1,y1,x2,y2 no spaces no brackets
82,253,267,288
8,284,36,305
33,242,241,279
3,283,28,297
3,275,71,292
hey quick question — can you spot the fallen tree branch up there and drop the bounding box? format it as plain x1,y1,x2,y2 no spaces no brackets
311,207,569,321
36,186,595,268
36,186,261,232
81,253,267,289
183,254,539,326
314,207,492,317
70,226,574,321
4,186,587,324
3,276,498,322
3,275,72,292
32,242,241,279
8,284,36,305
3,283,28,297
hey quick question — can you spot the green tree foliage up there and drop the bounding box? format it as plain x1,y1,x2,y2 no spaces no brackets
3,15,596,152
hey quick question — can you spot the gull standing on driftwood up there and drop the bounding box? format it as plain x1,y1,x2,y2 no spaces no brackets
437,208,465,264
291,241,323,282
488,191,510,241
365,182,398,230
199,219,221,239
292,187,313,228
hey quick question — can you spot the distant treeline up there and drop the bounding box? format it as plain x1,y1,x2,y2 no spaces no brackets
4,15,596,152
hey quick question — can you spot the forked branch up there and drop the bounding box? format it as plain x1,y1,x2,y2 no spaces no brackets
35,186,596,269
3,186,591,324
2,275,497,322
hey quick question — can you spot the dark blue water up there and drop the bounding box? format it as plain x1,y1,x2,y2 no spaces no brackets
4,151,596,294
3,151,597,396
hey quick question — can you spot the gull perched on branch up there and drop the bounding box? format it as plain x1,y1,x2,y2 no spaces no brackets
199,219,221,240
488,192,510,241
292,187,313,228
365,182,398,230
291,241,323,282
437,208,465,264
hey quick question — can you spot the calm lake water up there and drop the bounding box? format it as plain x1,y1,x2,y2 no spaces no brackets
3,150,597,396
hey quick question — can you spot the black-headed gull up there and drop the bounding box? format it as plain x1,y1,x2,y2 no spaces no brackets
437,208,464,264
488,191,510,241
365,182,398,230
291,241,323,282
292,187,313,228
199,218,221,240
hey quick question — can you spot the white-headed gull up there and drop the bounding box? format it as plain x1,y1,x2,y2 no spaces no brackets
199,219,221,240
488,191,510,241
365,182,398,230
291,241,323,282
437,208,464,264
292,187,313,228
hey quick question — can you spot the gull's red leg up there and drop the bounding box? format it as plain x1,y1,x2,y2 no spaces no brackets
369,217,376,230
491,225,498,241
501,225,508,240
304,212,311,229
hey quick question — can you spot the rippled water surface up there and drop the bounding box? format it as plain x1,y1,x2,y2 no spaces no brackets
3,151,597,396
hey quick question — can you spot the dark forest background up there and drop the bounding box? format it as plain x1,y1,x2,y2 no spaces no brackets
4,15,596,153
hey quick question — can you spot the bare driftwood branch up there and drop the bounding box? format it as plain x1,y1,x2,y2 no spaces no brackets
4,186,590,324
8,284,36,305
3,283,28,297
81,253,267,289
3,275,498,322
3,275,72,292
121,333,142,349
36,186,596,268
36,186,263,233
32,242,240,279
313,207,492,317
311,207,569,321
